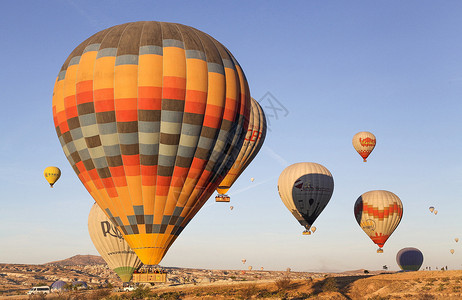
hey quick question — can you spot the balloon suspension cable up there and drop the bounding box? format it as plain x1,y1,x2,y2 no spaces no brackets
363,158,367,162
50,184,54,188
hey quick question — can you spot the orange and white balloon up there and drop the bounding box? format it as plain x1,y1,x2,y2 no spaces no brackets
352,131,376,162
354,190,403,253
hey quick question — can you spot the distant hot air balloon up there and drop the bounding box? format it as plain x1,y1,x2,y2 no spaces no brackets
278,162,334,235
242,259,246,264
451,249,455,254
88,203,143,282
434,210,438,215
251,177,255,182
248,266,252,271
260,267,264,271
311,226,317,233
44,167,61,188
352,131,376,162
429,206,435,213
396,247,424,271
354,190,403,253
230,206,234,211
52,21,251,265
216,98,266,201
455,238,459,243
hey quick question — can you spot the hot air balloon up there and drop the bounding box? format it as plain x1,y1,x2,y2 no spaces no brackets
352,131,376,162
354,190,403,253
450,249,455,254
242,259,246,264
396,247,423,271
434,210,438,215
429,206,434,213
260,267,264,271
230,206,234,210
44,167,61,188
248,266,252,271
311,226,317,233
52,21,251,265
251,177,255,182
88,203,143,282
455,238,459,243
216,98,266,201
278,162,334,235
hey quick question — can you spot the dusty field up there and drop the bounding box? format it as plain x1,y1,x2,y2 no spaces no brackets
4,270,462,299
135,270,462,299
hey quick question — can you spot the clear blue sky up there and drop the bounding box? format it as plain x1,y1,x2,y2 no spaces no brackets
1,1,462,272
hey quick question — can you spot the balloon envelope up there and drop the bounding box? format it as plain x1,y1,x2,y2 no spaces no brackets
278,162,334,231
354,190,403,252
396,247,423,271
53,21,250,265
88,203,142,282
44,166,61,187
216,98,266,195
352,131,376,162
451,249,455,254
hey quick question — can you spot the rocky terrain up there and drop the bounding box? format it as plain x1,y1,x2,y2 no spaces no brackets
2,255,462,299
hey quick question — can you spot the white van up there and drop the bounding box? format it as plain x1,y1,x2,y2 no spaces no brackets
27,286,51,295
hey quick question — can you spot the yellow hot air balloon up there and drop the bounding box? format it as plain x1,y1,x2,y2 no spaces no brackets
434,210,438,215
429,206,435,213
278,162,334,235
250,177,255,182
311,226,317,233
88,203,142,282
43,167,61,188
260,267,264,271
352,131,376,162
52,21,250,265
455,238,459,243
248,266,252,271
216,98,266,201
450,249,455,254
354,190,403,253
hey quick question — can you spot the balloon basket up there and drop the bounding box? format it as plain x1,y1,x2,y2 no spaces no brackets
215,195,230,202
133,266,167,284
377,248,383,253
302,230,311,235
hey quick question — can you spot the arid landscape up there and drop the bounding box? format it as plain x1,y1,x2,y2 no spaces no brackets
1,255,462,299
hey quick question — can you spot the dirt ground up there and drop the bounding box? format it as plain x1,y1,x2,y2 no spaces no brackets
4,270,462,299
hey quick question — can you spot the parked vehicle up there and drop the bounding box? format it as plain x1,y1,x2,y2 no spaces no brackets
27,286,51,295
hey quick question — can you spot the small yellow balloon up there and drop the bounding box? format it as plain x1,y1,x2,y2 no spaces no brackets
44,167,61,188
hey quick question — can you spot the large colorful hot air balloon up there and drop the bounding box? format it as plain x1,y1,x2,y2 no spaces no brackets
396,247,423,271
354,190,403,253
352,131,376,162
44,167,61,188
278,162,334,235
216,98,266,201
88,203,143,282
52,21,251,265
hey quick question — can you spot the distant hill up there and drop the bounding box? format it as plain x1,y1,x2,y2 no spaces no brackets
45,254,106,266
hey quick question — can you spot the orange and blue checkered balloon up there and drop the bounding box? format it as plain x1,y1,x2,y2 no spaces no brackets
52,21,251,265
